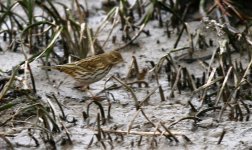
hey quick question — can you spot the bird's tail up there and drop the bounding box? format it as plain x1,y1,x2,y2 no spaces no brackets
40,65,74,75
40,65,59,70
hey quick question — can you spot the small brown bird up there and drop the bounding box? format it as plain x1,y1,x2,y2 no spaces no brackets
42,51,123,87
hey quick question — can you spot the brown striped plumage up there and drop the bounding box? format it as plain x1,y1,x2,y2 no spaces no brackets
43,51,123,86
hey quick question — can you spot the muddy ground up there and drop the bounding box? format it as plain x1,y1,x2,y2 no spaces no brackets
1,0,252,149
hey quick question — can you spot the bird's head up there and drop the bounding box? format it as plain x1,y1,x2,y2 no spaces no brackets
107,51,123,65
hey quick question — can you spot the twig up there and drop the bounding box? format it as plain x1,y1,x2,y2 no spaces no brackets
0,66,19,101
217,129,226,144
95,129,182,136
215,66,233,105
168,116,201,128
112,76,139,109
127,109,141,134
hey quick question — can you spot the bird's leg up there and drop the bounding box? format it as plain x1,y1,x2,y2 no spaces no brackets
80,85,102,101
72,83,94,98
73,82,95,96
74,83,103,101
73,82,90,90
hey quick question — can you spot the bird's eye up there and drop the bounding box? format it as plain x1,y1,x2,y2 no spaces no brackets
108,52,122,64
112,56,118,61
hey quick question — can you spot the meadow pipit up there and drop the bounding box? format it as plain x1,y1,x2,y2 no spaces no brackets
42,50,123,88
